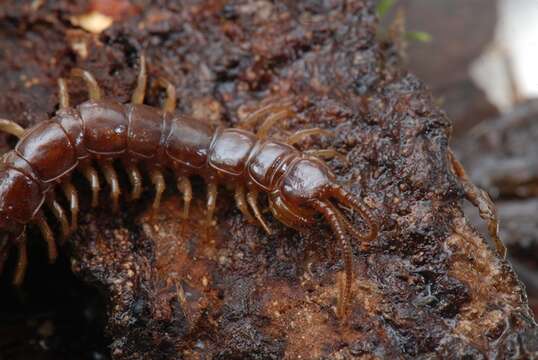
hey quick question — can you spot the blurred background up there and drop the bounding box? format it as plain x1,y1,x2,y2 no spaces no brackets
380,0,538,315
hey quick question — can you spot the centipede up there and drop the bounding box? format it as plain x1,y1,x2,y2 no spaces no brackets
0,55,378,318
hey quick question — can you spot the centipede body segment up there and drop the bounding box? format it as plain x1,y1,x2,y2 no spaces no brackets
0,55,378,319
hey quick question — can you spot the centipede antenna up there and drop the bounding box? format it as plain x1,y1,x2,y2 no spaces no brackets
131,54,148,105
153,77,176,113
312,200,353,320
327,201,366,248
0,119,25,139
70,68,102,100
331,185,378,242
58,78,70,109
13,232,28,286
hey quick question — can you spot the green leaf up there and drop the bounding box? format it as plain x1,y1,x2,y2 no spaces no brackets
406,31,433,43
376,0,397,18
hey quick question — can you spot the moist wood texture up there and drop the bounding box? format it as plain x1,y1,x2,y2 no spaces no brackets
0,0,537,359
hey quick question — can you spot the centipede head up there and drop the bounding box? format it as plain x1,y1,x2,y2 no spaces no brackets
270,155,378,319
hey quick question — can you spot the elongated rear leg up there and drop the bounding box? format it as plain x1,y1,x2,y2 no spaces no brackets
448,150,506,258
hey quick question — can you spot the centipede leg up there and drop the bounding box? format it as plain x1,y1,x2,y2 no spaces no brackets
305,149,349,165
257,109,294,138
287,128,334,146
131,54,147,104
124,162,143,201
234,185,254,222
206,182,218,225
13,232,27,286
100,161,121,212
153,77,176,113
238,99,293,130
70,68,102,100
247,190,272,235
150,168,166,209
34,212,57,264
177,176,192,218
62,181,79,233
58,78,70,109
0,119,25,138
81,163,100,208
48,196,70,241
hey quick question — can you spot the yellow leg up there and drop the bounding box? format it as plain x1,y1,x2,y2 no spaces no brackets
131,55,147,104
234,185,254,222
150,168,166,209
81,163,100,208
206,182,218,224
100,161,121,212
152,77,177,113
177,176,192,218
58,78,70,109
70,68,102,100
125,162,143,201
247,191,272,235
257,109,294,138
287,128,333,146
48,197,70,241
0,119,25,138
